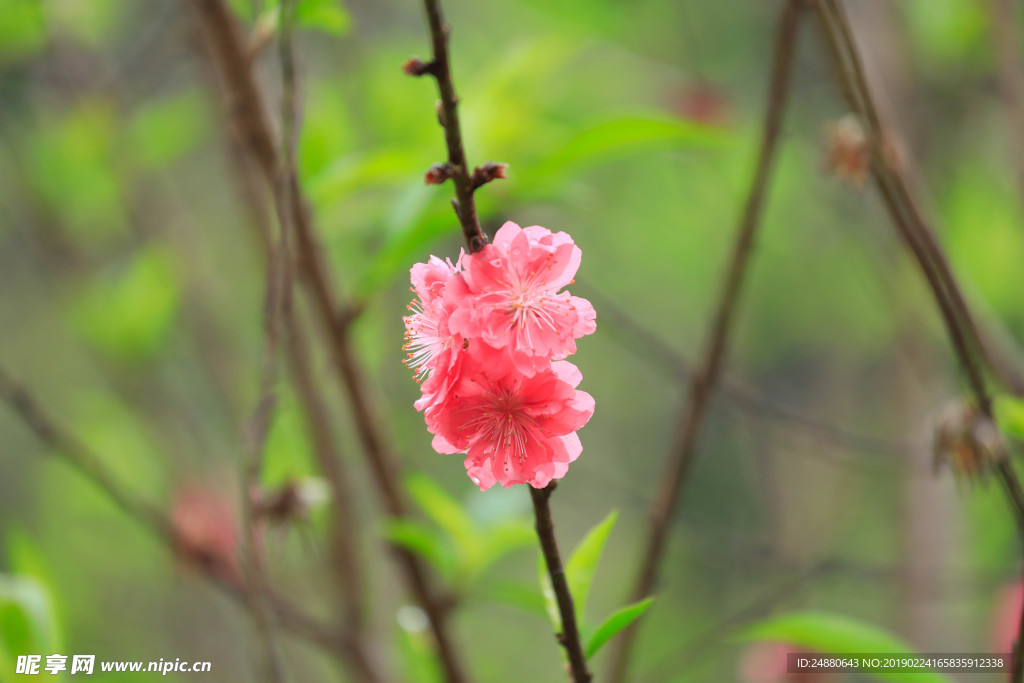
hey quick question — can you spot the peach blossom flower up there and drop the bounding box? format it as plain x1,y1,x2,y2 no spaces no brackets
448,222,596,376
427,359,594,490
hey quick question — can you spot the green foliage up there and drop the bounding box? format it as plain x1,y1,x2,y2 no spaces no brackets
537,511,654,660
0,574,58,674
584,597,653,659
0,0,46,64
385,474,535,588
127,91,211,169
28,100,126,247
69,247,181,361
995,394,1024,442
565,510,617,624
236,0,351,36
523,114,728,189
741,611,955,683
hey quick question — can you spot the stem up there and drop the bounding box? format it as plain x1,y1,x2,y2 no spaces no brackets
810,1,1024,679
420,0,487,252
0,367,349,656
186,2,466,681
530,484,592,683
606,3,803,680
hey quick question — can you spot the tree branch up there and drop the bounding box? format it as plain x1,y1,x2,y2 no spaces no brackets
606,3,804,680
186,2,467,681
414,0,496,252
0,367,350,659
809,1,1024,679
530,484,592,683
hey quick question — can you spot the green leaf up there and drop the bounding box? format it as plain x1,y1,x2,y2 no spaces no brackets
470,579,547,617
0,574,58,676
0,0,46,64
995,394,1024,441
478,519,537,576
741,611,956,683
252,0,350,38
526,114,728,186
69,246,181,361
382,519,453,580
128,90,210,168
294,0,350,35
585,598,654,660
406,474,481,581
566,510,618,623
537,552,561,629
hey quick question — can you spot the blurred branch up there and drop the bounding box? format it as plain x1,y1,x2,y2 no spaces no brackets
582,283,917,458
530,484,592,683
810,1,1024,679
607,3,804,681
186,1,466,681
409,0,503,252
985,0,1024,222
235,0,300,679
0,367,352,658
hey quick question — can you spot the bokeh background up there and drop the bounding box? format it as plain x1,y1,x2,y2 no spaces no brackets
1,0,1023,680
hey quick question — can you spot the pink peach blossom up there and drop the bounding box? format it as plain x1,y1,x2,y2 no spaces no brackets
403,254,465,415
448,222,596,376
427,358,594,490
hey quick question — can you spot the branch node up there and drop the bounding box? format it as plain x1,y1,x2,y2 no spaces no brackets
402,57,437,77
471,161,509,190
425,162,457,185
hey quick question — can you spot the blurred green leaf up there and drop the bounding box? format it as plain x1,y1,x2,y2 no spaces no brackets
406,474,481,581
585,597,653,660
566,510,617,623
28,99,127,247
261,393,317,486
471,579,547,617
741,612,955,683
128,91,210,169
478,519,537,576
0,574,58,675
0,0,46,64
995,395,1024,441
294,0,350,35
253,0,350,38
396,607,443,683
69,246,181,361
525,114,728,187
383,519,453,580
226,0,256,20
537,551,561,630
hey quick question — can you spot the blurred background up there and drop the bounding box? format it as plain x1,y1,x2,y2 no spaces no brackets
1,0,1023,680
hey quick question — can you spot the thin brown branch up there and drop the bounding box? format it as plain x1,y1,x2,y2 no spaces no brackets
810,2,1024,680
606,4,804,681
416,0,491,252
0,367,350,657
530,484,592,683
235,0,300,678
986,0,1024,221
186,2,467,681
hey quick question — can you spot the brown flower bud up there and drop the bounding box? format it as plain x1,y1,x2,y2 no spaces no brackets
933,400,1008,481
471,161,509,189
425,162,456,185
403,57,435,77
